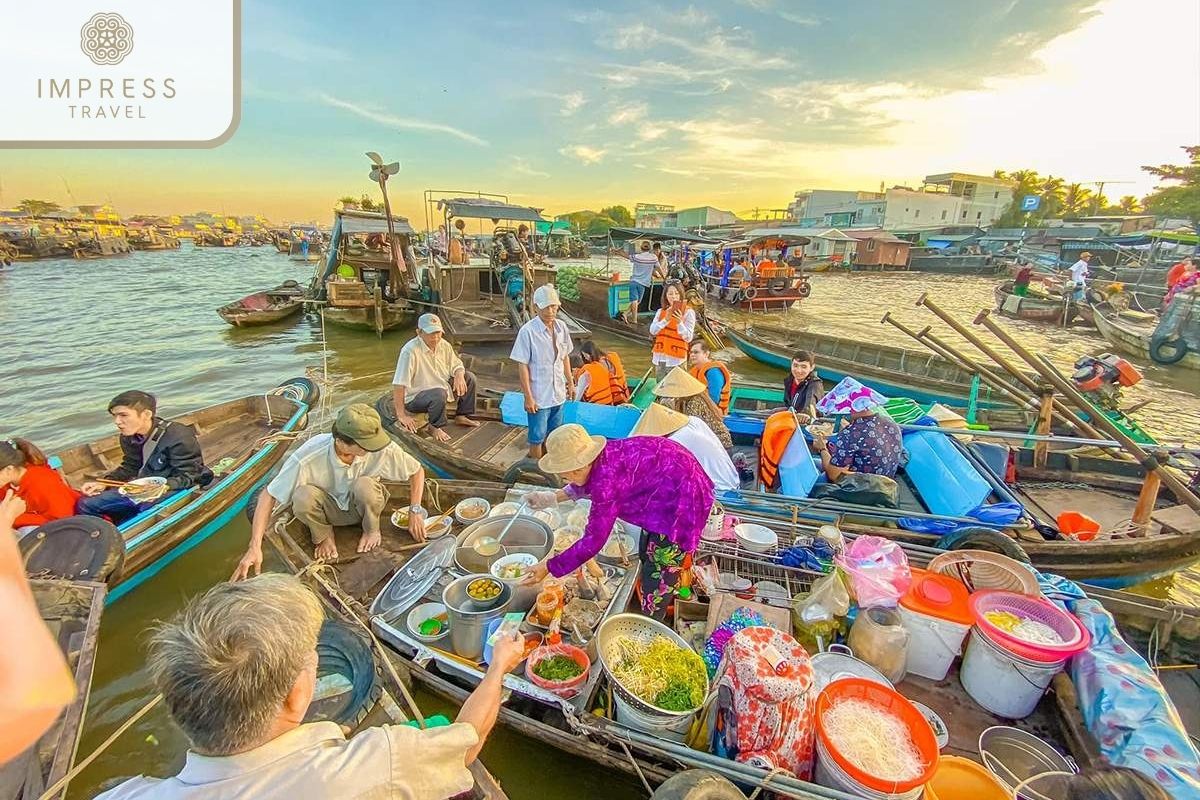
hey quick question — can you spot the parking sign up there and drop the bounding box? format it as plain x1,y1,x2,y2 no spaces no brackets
1021,195,1041,212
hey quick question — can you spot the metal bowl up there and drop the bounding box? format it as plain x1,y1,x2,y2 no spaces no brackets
455,515,550,574
596,613,709,718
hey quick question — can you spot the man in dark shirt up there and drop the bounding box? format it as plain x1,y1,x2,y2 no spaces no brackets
76,390,211,524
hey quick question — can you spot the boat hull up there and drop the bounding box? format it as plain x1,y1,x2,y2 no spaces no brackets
322,305,409,332
1093,305,1200,371
218,302,303,326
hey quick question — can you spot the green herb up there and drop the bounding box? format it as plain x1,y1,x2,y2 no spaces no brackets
533,654,585,681
654,682,697,711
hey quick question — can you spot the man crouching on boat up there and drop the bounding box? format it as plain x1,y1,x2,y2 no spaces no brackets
95,574,524,800
231,404,426,579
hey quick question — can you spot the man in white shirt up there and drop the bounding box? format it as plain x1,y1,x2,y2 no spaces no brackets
1067,251,1091,301
230,404,426,579
392,313,479,444
631,402,740,492
510,284,575,459
96,574,524,800
625,240,662,324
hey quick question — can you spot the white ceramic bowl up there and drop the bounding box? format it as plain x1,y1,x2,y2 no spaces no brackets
490,552,538,581
119,476,167,497
489,501,521,518
406,602,450,642
423,514,453,539
552,525,584,553
753,580,791,607
734,523,778,553
454,497,491,525
533,508,562,528
717,572,752,594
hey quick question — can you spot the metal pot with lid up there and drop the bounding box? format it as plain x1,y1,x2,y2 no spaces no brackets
442,573,514,660
454,514,551,574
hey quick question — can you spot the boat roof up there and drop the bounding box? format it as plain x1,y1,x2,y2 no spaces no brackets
335,208,415,235
437,198,545,223
607,226,719,244
746,226,856,241
842,229,908,243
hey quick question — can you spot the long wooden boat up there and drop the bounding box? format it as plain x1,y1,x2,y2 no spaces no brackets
0,579,105,800
46,380,313,602
263,478,1145,799
217,281,306,327
993,281,1085,325
1093,303,1200,372
725,322,1007,408
908,254,1003,275
311,209,414,335
560,272,723,350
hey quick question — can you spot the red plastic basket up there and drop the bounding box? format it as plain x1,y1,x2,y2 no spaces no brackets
525,643,590,698
970,590,1090,663
815,678,939,793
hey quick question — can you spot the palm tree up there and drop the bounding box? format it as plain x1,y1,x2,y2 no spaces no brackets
1118,195,1140,214
1040,176,1066,217
1062,183,1094,216
17,199,61,216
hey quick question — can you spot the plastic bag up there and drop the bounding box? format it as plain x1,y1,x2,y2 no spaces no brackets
811,472,899,508
834,535,912,607
791,572,850,653
847,606,909,684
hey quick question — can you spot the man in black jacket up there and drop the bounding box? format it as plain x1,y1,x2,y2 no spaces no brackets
76,390,212,524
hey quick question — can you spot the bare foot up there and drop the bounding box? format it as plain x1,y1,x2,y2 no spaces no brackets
314,538,339,561
430,427,451,443
454,416,481,428
357,530,382,553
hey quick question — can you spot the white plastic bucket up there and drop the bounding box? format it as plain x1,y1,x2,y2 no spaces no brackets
814,737,924,800
612,691,695,742
897,604,971,681
960,627,1066,719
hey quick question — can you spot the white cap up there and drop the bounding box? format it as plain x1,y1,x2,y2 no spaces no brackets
533,284,561,309
417,313,443,333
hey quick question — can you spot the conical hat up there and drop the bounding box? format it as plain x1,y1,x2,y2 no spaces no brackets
631,402,689,437
653,366,707,398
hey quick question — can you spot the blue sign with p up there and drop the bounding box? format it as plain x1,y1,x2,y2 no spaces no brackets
1021,195,1041,212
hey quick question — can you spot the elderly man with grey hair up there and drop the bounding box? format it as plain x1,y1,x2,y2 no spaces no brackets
96,574,524,799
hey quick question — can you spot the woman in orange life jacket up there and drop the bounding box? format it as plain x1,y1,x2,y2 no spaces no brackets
649,280,696,381
574,340,629,405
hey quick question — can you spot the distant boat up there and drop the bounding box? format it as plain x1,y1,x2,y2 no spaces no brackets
993,280,1088,326
1093,296,1200,371
217,281,306,327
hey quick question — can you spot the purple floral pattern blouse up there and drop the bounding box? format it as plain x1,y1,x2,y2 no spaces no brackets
548,437,715,577
826,414,903,478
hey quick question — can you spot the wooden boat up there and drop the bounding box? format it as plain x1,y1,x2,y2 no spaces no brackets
46,380,313,602
310,209,414,334
263,478,1157,798
725,322,1006,408
560,270,723,350
217,281,306,327
287,226,324,263
1093,300,1200,372
0,579,105,800
908,253,1003,275
699,234,813,312
194,229,240,247
993,281,1085,325
127,226,180,251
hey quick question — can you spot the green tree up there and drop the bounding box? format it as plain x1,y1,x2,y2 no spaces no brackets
337,196,359,209
993,169,1042,227
1118,195,1140,214
598,205,634,227
358,194,378,211
559,210,597,233
1142,145,1200,243
17,199,61,216
1062,183,1094,216
1039,176,1066,218
586,214,618,236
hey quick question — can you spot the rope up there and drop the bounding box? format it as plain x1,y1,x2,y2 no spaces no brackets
36,694,163,800
745,766,788,800
614,737,655,796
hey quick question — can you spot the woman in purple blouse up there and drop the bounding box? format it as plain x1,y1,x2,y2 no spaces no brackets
522,423,714,619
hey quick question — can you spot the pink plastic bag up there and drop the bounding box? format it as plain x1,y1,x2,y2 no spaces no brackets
834,535,912,607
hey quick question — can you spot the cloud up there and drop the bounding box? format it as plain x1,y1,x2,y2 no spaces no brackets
251,34,350,62
778,11,820,26
608,102,648,125
559,145,607,165
733,0,820,26
638,124,669,141
561,91,587,116
318,94,489,146
679,5,713,26
512,157,550,178
568,8,606,24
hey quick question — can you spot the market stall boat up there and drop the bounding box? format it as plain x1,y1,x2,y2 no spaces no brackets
699,233,813,312
287,225,324,263
0,579,105,800
993,281,1089,326
216,281,306,326
33,380,313,602
1093,292,1200,372
261,478,1200,799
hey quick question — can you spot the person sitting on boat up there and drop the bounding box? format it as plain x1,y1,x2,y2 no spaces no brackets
809,377,903,482
521,424,714,620
649,280,696,380
574,340,630,406
654,367,733,450
625,241,660,324
231,405,426,577
653,242,668,276
0,438,80,537
95,573,525,800
687,339,731,414
1066,251,1092,302
76,391,211,525
783,350,823,422
1164,257,1198,306
511,284,575,459
391,314,479,444
631,403,739,492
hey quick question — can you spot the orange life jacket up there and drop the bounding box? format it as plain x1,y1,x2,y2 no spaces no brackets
758,411,798,491
652,308,689,360
580,362,615,405
604,352,630,404
690,361,731,414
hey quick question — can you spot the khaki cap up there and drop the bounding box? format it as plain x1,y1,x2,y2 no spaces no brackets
333,403,392,452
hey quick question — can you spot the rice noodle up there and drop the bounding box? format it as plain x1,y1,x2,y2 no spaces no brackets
822,698,925,781
1011,618,1064,645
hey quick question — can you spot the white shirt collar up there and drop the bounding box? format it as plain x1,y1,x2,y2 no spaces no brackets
175,722,345,786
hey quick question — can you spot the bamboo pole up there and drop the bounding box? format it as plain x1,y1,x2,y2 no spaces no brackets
916,292,1043,394
1033,389,1055,468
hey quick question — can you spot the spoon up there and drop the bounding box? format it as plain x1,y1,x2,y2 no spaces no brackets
472,501,528,556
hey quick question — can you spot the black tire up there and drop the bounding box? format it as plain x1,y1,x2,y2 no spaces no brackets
797,281,812,298
304,619,382,730
20,516,126,584
936,526,1031,563
501,458,562,488
651,770,746,800
1149,333,1189,365
742,286,758,300
278,376,320,406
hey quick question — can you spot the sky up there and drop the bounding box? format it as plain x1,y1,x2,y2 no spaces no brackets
1,0,1197,224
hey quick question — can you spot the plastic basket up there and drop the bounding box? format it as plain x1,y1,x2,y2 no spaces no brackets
815,678,939,794
525,643,590,698
970,590,1090,663
926,549,1041,596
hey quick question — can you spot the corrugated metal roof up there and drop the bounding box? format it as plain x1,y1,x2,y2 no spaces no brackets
437,198,545,222
607,226,719,244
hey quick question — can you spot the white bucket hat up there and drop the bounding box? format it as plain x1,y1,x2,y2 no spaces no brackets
533,284,561,309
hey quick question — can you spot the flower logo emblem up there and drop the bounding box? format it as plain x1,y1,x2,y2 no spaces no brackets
80,12,134,66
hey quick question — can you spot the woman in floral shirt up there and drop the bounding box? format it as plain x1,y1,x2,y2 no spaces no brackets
522,424,714,620
810,378,903,481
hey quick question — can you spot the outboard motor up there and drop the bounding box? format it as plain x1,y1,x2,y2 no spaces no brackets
1072,353,1142,410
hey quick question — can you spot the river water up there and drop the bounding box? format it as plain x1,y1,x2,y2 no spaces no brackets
0,246,1195,798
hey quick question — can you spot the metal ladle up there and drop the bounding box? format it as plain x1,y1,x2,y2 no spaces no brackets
471,501,528,556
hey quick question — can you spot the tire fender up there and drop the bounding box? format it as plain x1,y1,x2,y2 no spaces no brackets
935,526,1031,563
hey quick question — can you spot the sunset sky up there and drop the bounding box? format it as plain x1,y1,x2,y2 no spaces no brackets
1,0,1197,225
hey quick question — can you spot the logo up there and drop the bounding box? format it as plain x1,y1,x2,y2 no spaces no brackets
80,12,134,66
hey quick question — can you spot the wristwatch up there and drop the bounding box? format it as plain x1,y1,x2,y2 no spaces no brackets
410,504,427,517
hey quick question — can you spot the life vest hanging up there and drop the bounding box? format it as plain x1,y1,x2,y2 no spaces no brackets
652,309,689,360
580,362,615,405
604,352,630,404
758,411,798,491
690,362,731,414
